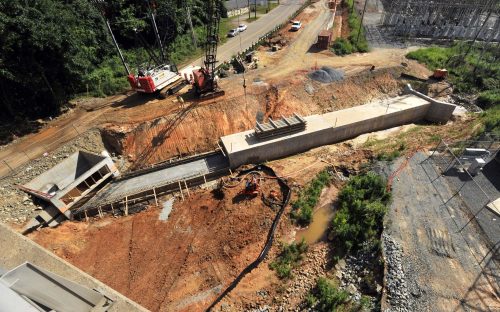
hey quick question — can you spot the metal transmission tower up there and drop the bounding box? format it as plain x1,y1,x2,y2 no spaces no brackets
382,0,500,41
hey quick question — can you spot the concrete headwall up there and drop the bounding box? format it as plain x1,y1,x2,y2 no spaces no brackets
405,84,456,123
225,104,430,168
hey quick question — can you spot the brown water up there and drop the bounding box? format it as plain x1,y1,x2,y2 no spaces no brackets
295,203,335,244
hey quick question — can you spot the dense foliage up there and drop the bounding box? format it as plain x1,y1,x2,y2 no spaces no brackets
332,0,369,55
269,239,308,279
406,43,500,108
0,0,226,120
291,170,332,226
330,173,390,252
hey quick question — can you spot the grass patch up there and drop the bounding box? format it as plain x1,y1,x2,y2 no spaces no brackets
291,170,332,226
376,142,406,161
406,43,500,108
330,172,390,252
255,3,279,15
269,239,308,279
478,105,500,137
245,16,260,23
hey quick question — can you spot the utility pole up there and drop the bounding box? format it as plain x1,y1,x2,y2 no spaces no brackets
254,0,257,19
248,0,251,19
462,0,495,61
357,0,369,43
185,4,197,47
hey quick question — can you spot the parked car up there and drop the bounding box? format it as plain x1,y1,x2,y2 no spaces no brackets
238,24,247,32
227,28,239,37
291,20,302,31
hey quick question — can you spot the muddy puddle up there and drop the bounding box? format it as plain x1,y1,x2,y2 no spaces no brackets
295,203,334,244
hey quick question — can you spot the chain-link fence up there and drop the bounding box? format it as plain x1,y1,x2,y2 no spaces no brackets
422,137,500,249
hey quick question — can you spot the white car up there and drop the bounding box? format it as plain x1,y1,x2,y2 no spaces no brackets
228,28,239,37
238,24,247,32
291,20,302,31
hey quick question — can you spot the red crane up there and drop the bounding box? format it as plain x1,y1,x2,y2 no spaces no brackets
191,0,225,98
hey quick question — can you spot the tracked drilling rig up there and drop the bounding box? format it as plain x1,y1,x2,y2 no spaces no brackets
192,0,225,98
92,0,183,96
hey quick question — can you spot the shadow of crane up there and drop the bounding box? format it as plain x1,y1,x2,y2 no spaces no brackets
130,100,198,170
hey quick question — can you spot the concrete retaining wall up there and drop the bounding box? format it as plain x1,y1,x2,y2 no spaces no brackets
221,94,456,168
405,84,456,123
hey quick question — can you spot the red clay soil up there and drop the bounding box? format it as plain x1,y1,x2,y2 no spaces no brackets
101,68,404,168
30,179,285,312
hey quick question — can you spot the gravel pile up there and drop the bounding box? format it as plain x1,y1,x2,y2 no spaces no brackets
383,233,412,312
308,66,344,83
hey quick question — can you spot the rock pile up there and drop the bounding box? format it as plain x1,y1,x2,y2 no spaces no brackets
308,66,344,83
383,233,411,312
335,242,381,307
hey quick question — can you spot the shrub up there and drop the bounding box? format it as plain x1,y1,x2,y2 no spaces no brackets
477,90,500,109
307,278,350,311
291,170,332,226
332,38,353,56
330,173,390,252
269,239,308,279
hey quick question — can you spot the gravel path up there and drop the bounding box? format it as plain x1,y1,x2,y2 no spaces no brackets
379,153,500,311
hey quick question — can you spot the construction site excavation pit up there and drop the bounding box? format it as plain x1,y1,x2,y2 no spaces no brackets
29,165,289,312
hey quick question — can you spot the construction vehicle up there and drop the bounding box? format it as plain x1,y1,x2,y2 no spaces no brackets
240,174,260,197
192,0,225,98
93,0,184,96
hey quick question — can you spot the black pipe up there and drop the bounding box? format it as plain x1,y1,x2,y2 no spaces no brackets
206,164,291,311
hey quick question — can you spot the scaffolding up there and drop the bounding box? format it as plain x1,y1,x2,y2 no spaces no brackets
381,0,500,41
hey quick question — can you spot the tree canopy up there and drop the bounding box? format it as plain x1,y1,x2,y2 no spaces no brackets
0,0,226,120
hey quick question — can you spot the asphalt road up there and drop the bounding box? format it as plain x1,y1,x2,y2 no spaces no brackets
186,0,305,68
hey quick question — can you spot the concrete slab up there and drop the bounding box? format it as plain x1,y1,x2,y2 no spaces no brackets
487,198,500,216
159,199,174,221
81,153,229,209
